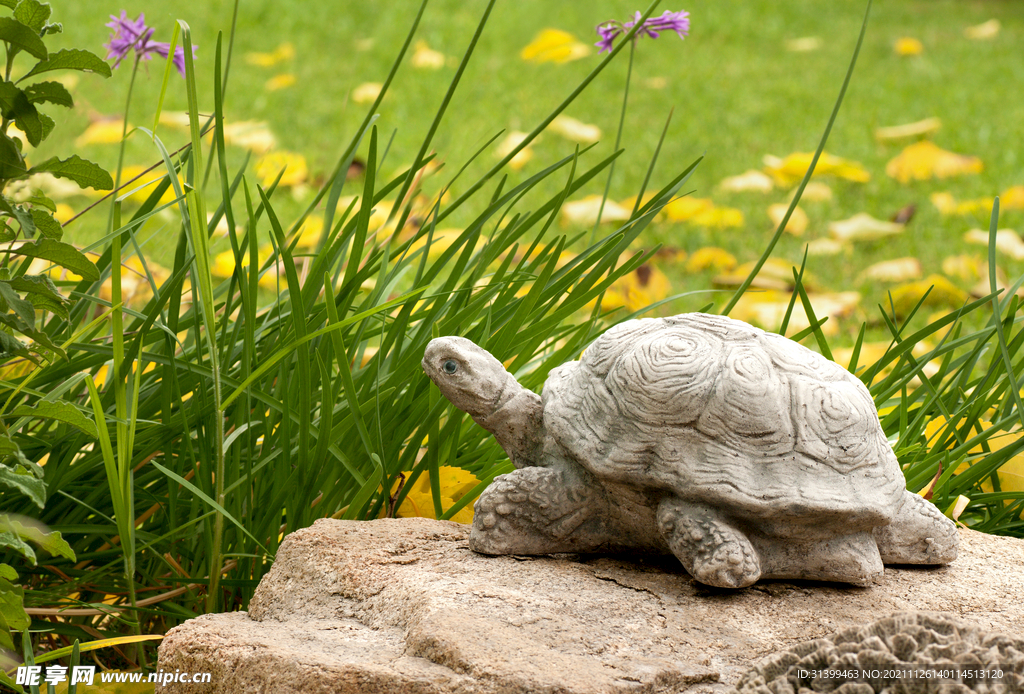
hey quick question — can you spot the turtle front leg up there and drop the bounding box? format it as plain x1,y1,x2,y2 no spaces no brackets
657,498,762,588
471,467,616,555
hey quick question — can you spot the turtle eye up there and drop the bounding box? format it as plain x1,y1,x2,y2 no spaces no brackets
442,359,458,374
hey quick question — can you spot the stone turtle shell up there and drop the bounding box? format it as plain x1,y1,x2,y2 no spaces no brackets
542,314,906,530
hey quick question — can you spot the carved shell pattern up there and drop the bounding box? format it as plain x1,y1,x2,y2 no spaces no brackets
542,314,904,520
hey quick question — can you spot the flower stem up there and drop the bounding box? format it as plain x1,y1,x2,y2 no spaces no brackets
590,38,635,246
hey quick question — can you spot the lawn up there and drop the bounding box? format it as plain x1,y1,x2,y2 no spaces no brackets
33,0,1024,347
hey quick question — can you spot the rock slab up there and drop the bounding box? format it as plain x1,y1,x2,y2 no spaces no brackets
157,518,1024,694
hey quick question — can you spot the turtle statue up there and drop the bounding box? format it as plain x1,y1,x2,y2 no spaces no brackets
421,313,958,588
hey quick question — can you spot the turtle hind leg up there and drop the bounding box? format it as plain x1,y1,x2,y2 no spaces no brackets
873,490,959,565
657,498,762,589
470,466,617,555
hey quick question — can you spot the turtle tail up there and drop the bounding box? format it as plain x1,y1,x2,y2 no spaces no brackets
872,490,958,565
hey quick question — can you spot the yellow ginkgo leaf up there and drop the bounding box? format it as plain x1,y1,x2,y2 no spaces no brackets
352,82,383,104
393,466,479,524
560,195,631,226
692,206,744,229
222,120,277,153
254,151,308,187
965,19,1000,40
212,244,274,278
894,37,923,56
795,181,833,202
495,131,534,170
963,228,1024,260
730,290,859,337
547,115,601,143
265,73,296,91
119,165,183,205
785,37,822,52
885,141,983,183
924,417,1024,512
888,275,968,318
246,42,295,67
664,196,713,222
596,264,672,313
76,119,127,146
768,203,807,236
718,169,774,193
520,28,591,64
857,257,922,284
1001,185,1024,210
714,258,812,292
874,117,941,142
99,255,171,308
54,203,75,224
829,212,904,242
685,247,736,273
806,238,845,256
412,40,446,69
293,216,324,249
942,254,982,282
763,151,870,186
930,191,957,215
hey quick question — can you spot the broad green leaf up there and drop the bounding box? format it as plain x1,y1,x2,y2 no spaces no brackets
0,197,35,235
9,273,65,303
0,329,28,358
21,48,111,80
0,133,26,179
0,224,11,243
0,0,17,10
0,313,67,359
0,467,44,508
0,81,42,146
0,563,15,581
13,0,49,33
0,530,34,563
41,21,61,36
0,279,34,325
28,154,112,191
24,80,73,108
2,516,74,561
28,292,66,320
0,17,47,60
10,401,98,438
29,208,60,239
24,191,55,211
0,577,28,631
37,109,53,140
8,238,99,280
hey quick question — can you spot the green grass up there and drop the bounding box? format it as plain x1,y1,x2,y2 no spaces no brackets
34,0,1024,347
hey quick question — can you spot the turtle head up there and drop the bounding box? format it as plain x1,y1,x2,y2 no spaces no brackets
422,336,520,420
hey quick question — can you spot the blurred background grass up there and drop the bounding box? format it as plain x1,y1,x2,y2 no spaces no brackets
32,0,1024,344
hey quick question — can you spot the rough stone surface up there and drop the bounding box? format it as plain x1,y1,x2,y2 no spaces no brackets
421,314,958,589
157,518,1024,694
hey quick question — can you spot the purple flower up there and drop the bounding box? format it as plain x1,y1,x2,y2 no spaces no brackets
595,9,690,53
104,10,197,77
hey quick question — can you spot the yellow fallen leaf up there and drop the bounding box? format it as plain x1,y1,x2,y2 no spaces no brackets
888,275,968,318
718,169,774,193
964,228,1024,260
495,131,534,170
600,264,673,313
393,466,478,525
886,141,983,183
254,151,308,187
560,195,631,226
265,73,296,91
76,119,127,146
352,82,383,104
925,417,1024,512
794,181,833,202
520,28,590,64
964,19,999,40
942,254,983,282
685,247,736,273
806,238,844,256
857,257,922,284
547,115,601,143
1001,185,1024,210
643,76,667,89
664,196,713,222
874,117,941,142
714,258,813,292
119,165,182,206
412,40,446,69
693,206,744,229
245,42,295,67
930,191,957,215
768,203,807,236
894,37,923,56
220,120,277,154
829,212,904,242
785,37,821,52
409,228,485,261
729,290,859,337
763,151,870,186
293,216,324,249
53,203,75,223
99,255,171,308
213,244,274,278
